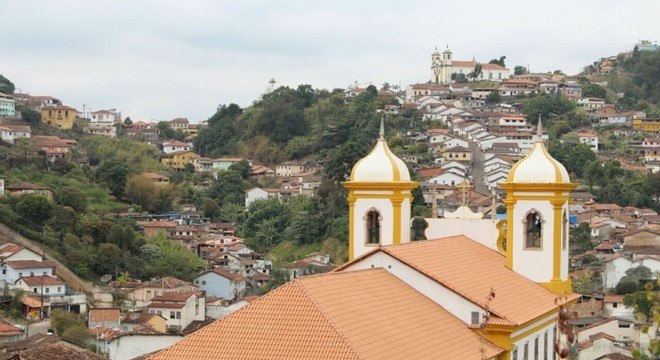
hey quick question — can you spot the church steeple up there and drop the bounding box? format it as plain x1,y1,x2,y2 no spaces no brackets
500,117,577,294
343,119,419,260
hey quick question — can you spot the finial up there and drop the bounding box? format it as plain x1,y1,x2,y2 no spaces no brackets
378,117,385,141
435,45,438,51
536,115,543,142
446,43,449,49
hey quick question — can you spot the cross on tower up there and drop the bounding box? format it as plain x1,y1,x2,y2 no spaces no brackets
457,180,471,206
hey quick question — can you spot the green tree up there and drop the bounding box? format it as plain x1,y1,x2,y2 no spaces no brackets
16,104,40,125
0,74,15,94
95,243,124,276
616,277,640,294
523,94,577,125
229,159,252,179
582,83,608,99
201,198,221,220
624,291,653,318
61,324,92,347
124,117,133,126
513,65,527,75
451,73,468,83
96,160,132,199
469,64,483,81
626,266,653,283
54,186,87,212
13,194,54,226
488,56,506,67
107,222,142,252
485,92,501,105
324,141,369,183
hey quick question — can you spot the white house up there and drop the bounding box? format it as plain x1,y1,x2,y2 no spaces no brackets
439,138,469,150
0,125,31,144
162,140,192,154
244,187,279,208
1,260,54,285
602,254,660,290
147,292,206,331
578,133,599,152
90,109,121,123
15,275,66,296
429,134,453,144
95,332,183,360
426,171,466,186
0,243,42,262
603,295,633,318
194,268,246,301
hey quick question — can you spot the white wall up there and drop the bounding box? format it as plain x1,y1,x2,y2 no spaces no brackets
3,265,53,284
195,272,245,300
245,188,269,208
101,334,183,360
353,197,394,259
603,258,660,290
424,218,500,252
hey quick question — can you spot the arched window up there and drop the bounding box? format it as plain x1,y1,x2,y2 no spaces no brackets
365,209,381,245
562,209,568,250
524,210,543,249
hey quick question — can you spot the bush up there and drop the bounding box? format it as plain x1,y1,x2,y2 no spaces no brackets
616,277,639,294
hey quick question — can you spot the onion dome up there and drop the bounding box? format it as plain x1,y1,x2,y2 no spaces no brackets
349,119,411,182
506,119,570,184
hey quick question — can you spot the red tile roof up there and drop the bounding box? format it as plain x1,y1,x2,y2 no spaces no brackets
5,260,52,269
18,275,63,286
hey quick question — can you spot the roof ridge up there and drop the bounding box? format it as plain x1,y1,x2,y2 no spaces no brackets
297,277,364,359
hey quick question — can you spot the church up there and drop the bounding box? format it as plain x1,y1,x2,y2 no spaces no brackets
151,120,578,360
431,46,511,84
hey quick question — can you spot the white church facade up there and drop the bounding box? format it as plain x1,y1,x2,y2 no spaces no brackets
431,46,511,84
153,120,577,360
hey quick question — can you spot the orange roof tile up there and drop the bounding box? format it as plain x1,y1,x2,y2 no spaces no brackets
373,236,577,325
150,268,503,360
89,308,121,323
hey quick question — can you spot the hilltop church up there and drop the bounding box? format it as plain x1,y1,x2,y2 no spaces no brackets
152,120,577,360
431,46,511,84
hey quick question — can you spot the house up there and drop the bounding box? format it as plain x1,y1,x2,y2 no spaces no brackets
194,268,246,301
15,275,66,296
498,115,527,127
250,165,275,178
121,312,167,333
0,322,24,343
168,117,189,131
40,105,77,129
162,140,191,154
88,308,121,329
126,127,160,142
0,124,31,144
0,244,42,264
602,254,660,290
3,182,53,199
0,334,106,359
276,161,308,177
140,172,171,186
161,150,200,171
602,295,630,318
576,317,636,348
192,157,214,172
622,228,660,254
0,92,16,117
123,277,197,308
579,133,599,152
212,157,251,171
441,146,472,163
147,292,206,331
137,221,177,237
91,327,182,360
576,332,633,360
244,187,279,208
426,170,467,186
84,121,117,138
30,136,73,161
90,109,121,123
1,260,55,285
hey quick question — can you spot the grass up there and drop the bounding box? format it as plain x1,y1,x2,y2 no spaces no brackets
267,240,321,266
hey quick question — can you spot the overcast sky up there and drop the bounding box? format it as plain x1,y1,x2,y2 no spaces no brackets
1,1,658,121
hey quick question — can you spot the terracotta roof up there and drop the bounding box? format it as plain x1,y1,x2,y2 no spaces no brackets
0,124,31,133
18,275,63,286
163,140,188,147
205,268,245,282
0,343,106,360
603,295,624,304
445,145,471,152
31,136,70,148
0,323,23,336
416,167,444,179
0,243,22,256
370,236,576,326
5,260,52,269
150,269,503,360
89,308,120,323
41,105,77,111
150,291,199,303
596,353,634,360
170,117,189,123
452,60,508,70
137,221,178,229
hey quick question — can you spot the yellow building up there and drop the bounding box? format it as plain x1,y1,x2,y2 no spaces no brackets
161,150,200,171
442,145,473,163
41,105,77,129
632,119,660,132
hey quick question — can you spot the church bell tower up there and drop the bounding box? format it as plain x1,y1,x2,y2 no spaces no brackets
343,119,420,260
500,120,578,294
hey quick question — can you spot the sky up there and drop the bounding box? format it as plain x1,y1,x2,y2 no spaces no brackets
1,0,659,122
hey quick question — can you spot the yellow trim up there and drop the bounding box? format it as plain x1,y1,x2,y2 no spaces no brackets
537,279,573,294
499,183,578,192
348,195,356,261
391,194,403,244
510,315,557,342
343,181,420,191
504,196,515,269
496,219,506,255
552,203,562,281
382,143,401,181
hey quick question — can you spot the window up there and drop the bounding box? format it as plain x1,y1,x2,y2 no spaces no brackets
18,272,22,277
524,211,543,249
176,311,181,319
202,280,206,285
534,337,539,360
365,210,381,245
544,332,548,360
45,287,49,294
170,311,176,319
613,302,618,308
552,327,557,360
513,348,518,360
524,343,529,360
562,210,568,250
57,287,61,293
33,288,38,293
470,311,480,325
43,271,47,275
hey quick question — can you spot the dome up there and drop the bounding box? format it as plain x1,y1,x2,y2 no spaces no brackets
506,120,570,184
349,120,411,182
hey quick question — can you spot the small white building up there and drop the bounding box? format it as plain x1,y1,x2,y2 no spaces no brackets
90,109,121,123
602,254,660,290
15,275,66,296
426,171,466,186
245,187,275,208
1,260,54,285
162,140,192,154
579,133,599,152
147,292,205,331
194,268,246,301
0,125,31,144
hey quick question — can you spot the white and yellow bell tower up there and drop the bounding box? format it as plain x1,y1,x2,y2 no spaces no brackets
500,119,578,295
343,119,419,261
